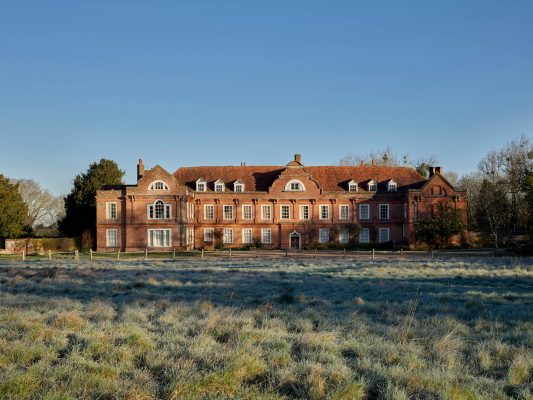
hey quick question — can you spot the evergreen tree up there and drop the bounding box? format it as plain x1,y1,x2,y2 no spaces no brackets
415,202,464,249
0,175,29,239
59,159,124,238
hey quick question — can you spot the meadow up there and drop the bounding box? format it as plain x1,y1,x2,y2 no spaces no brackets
0,257,531,399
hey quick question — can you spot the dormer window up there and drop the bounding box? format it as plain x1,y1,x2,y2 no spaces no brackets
214,180,225,192
387,180,397,192
348,180,358,192
149,180,169,190
234,180,244,192
285,179,305,192
196,179,206,192
367,180,377,191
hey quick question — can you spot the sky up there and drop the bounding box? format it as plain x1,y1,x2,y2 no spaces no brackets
1,1,532,195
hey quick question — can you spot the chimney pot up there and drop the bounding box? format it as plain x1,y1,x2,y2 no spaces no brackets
294,154,302,163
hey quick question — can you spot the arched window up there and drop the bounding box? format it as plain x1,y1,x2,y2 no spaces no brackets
148,200,171,219
284,179,305,192
149,181,169,190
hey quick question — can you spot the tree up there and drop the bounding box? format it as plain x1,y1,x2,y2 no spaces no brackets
14,179,65,228
59,159,124,238
474,180,511,248
415,202,464,249
0,175,29,240
455,172,484,230
522,171,533,241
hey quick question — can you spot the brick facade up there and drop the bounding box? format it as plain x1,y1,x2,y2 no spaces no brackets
96,156,468,251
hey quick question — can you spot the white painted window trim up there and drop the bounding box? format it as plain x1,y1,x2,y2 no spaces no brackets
280,205,291,220
196,179,206,192
204,204,215,220
106,229,118,247
234,180,244,192
223,228,233,244
284,179,305,192
242,204,253,220
379,227,390,243
147,229,172,247
261,228,272,244
339,205,349,220
319,228,330,243
299,205,310,220
147,200,172,220
367,180,377,191
387,180,397,192
204,228,214,242
379,204,390,220
223,205,234,220
359,204,370,220
348,180,358,192
214,180,225,192
106,202,117,219
149,180,169,190
242,228,253,244
261,204,271,220
319,205,330,220
359,228,370,243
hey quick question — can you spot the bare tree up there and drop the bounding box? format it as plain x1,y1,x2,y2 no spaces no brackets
14,179,65,228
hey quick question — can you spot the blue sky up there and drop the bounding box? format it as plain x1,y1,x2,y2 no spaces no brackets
1,1,532,195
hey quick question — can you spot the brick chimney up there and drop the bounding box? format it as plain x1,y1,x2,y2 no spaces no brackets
137,159,144,181
294,154,302,164
428,166,442,177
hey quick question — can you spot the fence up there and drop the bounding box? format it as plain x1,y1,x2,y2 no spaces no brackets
0,248,513,262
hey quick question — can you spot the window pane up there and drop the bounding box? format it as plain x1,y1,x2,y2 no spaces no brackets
340,205,349,219
262,205,271,219
262,229,272,243
319,229,329,243
281,205,290,219
224,205,233,220
242,229,253,244
243,205,252,220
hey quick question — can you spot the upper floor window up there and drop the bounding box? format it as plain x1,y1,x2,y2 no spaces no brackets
148,200,171,219
348,180,358,192
242,205,252,220
196,179,206,192
223,205,233,220
379,204,390,219
149,180,169,190
261,205,271,220
214,180,225,192
204,204,214,220
367,180,377,191
300,205,309,220
285,180,305,192
319,205,330,220
234,180,244,192
387,180,397,192
359,204,370,220
280,205,290,220
106,202,117,219
339,205,349,220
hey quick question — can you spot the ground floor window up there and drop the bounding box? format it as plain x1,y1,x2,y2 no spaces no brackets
223,228,233,244
319,228,330,243
204,228,214,242
242,228,253,244
148,229,171,247
106,229,117,247
379,228,390,243
261,229,272,244
359,228,370,243
339,228,349,244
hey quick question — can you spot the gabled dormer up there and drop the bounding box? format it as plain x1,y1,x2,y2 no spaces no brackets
214,179,225,192
367,179,377,192
196,178,207,192
387,179,397,192
234,180,244,192
348,180,358,192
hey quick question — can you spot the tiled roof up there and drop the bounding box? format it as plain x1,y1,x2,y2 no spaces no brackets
173,165,426,192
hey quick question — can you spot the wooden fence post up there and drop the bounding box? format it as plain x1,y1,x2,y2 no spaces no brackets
74,250,79,260
145,249,148,260
48,250,52,261
314,249,317,259
400,248,403,258
89,249,93,260
173,249,176,259
343,248,346,258
22,251,25,261
372,248,375,260
117,251,120,260
229,248,232,259
201,249,204,259
285,249,288,258
431,249,434,259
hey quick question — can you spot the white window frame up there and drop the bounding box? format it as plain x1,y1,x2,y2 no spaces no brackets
147,200,172,220
284,179,305,192
242,228,253,244
149,180,169,190
106,229,118,247
379,204,390,220
280,205,290,220
234,181,244,192
387,180,397,192
147,229,171,247
319,228,330,243
367,180,377,191
242,204,253,220
319,205,330,220
214,180,225,192
348,180,358,192
223,228,233,244
339,228,349,244
204,228,214,242
204,204,215,220
261,204,271,220
300,205,309,220
339,205,349,220
261,229,272,244
359,204,370,220
106,202,117,220
196,180,206,192
379,228,390,243
359,228,370,243
223,205,233,220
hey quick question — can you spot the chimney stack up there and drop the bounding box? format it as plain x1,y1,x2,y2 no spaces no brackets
137,159,144,181
428,166,442,177
294,154,302,164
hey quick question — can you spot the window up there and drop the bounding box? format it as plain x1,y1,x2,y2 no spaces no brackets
223,205,233,220
348,180,358,192
204,228,214,242
234,181,244,192
368,180,377,191
339,205,349,220
215,181,225,192
148,229,171,247
261,229,272,244
149,181,169,190
204,205,214,220
242,205,252,220
359,204,370,220
319,205,329,220
379,228,390,243
106,202,117,219
387,181,397,192
261,205,271,220
284,180,305,192
379,204,390,219
280,205,290,220
242,228,253,244
148,200,171,219
339,229,349,244
319,228,330,243
196,180,206,192
223,228,233,244
106,229,117,247
359,228,370,243
300,205,309,220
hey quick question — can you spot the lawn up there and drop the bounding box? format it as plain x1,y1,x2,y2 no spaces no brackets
0,257,531,399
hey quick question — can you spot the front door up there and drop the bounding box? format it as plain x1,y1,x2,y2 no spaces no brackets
290,233,300,249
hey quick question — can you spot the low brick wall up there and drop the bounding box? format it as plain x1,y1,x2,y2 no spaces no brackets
3,238,78,254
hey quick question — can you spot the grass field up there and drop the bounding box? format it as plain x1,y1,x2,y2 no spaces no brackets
0,258,531,399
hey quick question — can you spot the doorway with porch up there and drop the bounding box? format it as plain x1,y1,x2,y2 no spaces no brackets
289,231,301,249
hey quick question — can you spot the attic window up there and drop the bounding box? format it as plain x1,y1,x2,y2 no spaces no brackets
214,180,225,192
367,180,377,191
149,181,169,190
348,180,358,192
387,181,397,192
196,179,206,192
285,180,305,192
234,181,244,192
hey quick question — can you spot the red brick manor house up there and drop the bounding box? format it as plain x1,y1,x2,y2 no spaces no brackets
96,155,467,251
